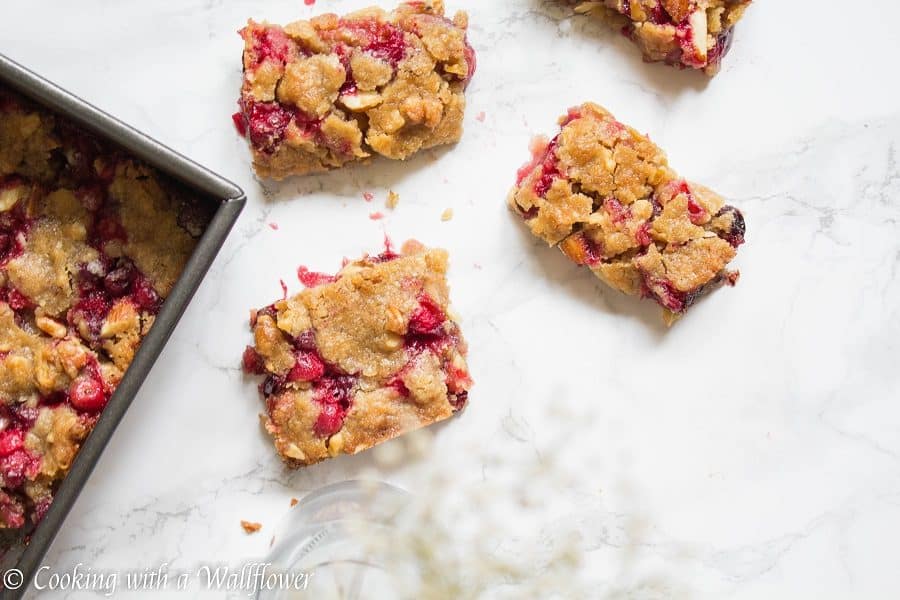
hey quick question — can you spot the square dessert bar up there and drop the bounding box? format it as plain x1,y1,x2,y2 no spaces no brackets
509,103,745,324
235,0,476,179
0,89,208,530
572,0,752,75
242,240,472,466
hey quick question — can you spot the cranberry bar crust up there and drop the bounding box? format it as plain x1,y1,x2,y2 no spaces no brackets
235,0,476,179
571,0,751,75
509,103,745,324
0,89,207,531
242,241,472,466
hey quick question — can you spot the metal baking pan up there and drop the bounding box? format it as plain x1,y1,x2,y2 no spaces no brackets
0,53,245,598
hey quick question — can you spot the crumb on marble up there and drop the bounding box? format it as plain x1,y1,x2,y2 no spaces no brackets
476,111,486,122
290,498,299,507
363,192,375,202
441,208,454,222
268,222,279,230
241,520,262,534
370,211,385,221
387,190,400,209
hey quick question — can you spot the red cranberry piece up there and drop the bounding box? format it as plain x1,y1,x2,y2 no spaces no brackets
297,266,337,288
32,495,53,524
647,4,673,24
408,295,446,335
388,376,410,398
232,111,248,137
0,429,25,457
75,184,106,212
334,44,359,96
313,402,346,438
242,346,267,375
69,369,109,413
463,41,477,87
449,390,468,410
132,276,162,313
288,350,326,382
70,291,111,339
93,216,128,246
563,232,603,267
243,101,297,153
103,259,136,296
246,26,294,69
315,375,355,406
293,330,318,351
0,449,41,488
534,136,562,198
0,202,29,266
716,206,746,248
0,490,25,528
686,199,706,224
6,288,32,311
636,222,653,247
707,28,734,68
642,277,696,313
260,374,286,397
604,198,630,225
342,19,409,67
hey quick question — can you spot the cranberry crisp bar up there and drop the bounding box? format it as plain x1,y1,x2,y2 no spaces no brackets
0,89,207,530
242,241,472,466
509,103,745,324
572,0,751,75
235,1,476,179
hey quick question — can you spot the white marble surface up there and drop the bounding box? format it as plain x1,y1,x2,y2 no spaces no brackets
3,0,900,597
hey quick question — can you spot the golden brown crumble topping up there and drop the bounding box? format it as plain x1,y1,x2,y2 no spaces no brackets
235,1,476,179
509,103,745,324
243,240,472,467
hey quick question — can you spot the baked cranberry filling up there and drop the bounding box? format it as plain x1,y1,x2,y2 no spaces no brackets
297,266,338,288
0,197,30,267
647,4,674,25
90,215,128,249
0,490,25,529
449,390,468,410
0,448,41,489
244,26,294,69
242,346,267,375
407,294,446,335
288,349,326,382
707,28,734,67
75,183,107,212
292,330,318,351
240,100,300,153
32,495,52,524
231,110,248,137
462,40,477,87
716,206,746,248
565,232,604,266
604,197,630,225
636,222,653,246
3,288,33,312
71,255,162,341
68,360,109,413
312,374,356,438
340,19,409,68
675,22,704,68
405,295,456,354
334,44,358,97
532,138,563,198
641,276,699,314
0,429,25,457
